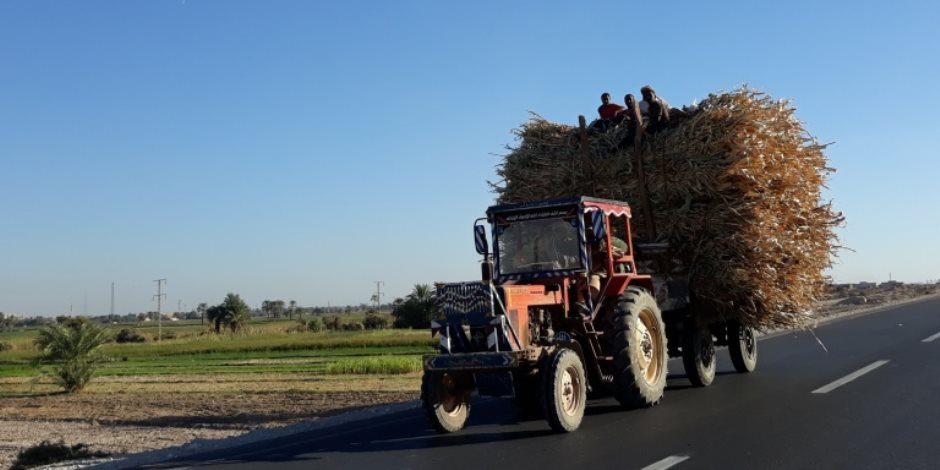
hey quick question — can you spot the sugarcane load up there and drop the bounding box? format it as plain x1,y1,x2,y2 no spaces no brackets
419,86,842,434
495,86,843,329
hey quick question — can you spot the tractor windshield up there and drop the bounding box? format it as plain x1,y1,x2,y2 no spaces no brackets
496,216,582,276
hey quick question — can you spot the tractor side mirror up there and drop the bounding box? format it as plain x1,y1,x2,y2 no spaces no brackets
474,224,489,255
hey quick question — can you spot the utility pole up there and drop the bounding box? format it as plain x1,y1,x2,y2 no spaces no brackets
110,282,115,323
373,281,384,310
153,279,166,343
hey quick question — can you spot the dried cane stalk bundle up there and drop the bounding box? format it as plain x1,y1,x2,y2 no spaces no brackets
492,88,843,328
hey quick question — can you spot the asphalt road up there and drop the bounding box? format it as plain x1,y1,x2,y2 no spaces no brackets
146,297,940,470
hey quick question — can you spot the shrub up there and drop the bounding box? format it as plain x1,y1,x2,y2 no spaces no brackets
342,321,365,331
363,313,390,330
323,316,342,331
157,331,177,341
34,323,111,393
11,440,108,470
0,341,13,352
115,329,146,343
306,317,323,332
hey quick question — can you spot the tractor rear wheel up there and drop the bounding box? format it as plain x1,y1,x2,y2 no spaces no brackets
542,348,587,432
681,323,716,387
727,320,758,373
611,287,668,408
421,370,471,433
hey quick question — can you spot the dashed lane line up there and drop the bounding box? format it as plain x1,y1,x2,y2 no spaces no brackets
922,331,940,343
641,455,691,470
811,360,890,394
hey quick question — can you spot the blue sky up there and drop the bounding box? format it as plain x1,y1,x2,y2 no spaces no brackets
1,0,938,316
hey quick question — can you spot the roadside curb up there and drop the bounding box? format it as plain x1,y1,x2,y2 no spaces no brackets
79,400,421,469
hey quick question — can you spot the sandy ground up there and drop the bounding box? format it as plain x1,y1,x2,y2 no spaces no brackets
0,389,418,469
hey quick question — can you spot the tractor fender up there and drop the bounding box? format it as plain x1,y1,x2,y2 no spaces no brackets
624,276,655,294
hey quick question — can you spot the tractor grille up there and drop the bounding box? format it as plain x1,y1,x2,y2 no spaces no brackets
438,282,492,319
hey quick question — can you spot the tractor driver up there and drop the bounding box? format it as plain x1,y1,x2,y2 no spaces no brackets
573,221,629,317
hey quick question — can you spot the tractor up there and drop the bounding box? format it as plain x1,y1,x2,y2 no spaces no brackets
421,196,758,433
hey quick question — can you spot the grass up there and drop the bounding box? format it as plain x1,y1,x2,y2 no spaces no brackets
323,356,423,375
103,329,433,358
0,322,435,396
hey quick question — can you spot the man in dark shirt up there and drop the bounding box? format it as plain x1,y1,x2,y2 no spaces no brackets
597,93,625,120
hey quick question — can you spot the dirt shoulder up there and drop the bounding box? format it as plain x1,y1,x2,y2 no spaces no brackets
0,384,418,469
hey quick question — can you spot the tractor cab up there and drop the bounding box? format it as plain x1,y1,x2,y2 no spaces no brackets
482,196,650,314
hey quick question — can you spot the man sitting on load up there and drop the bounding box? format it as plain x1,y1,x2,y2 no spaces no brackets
597,92,625,120
639,85,671,132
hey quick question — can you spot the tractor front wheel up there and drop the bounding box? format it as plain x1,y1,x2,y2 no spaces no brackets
542,348,587,432
421,370,472,433
682,323,716,387
727,320,758,373
611,287,668,408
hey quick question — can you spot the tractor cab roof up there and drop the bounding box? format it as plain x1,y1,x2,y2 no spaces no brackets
486,196,632,220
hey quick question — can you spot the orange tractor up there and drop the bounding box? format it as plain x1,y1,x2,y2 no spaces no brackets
422,196,757,433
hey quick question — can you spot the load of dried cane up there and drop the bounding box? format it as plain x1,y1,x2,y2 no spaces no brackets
493,88,843,328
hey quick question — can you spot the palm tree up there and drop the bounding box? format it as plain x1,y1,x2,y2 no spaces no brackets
289,300,297,320
206,293,251,333
197,303,208,325
206,304,226,333
223,293,251,331
34,322,111,393
392,284,439,328
407,284,434,303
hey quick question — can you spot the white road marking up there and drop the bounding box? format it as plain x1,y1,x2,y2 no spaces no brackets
811,360,890,394
641,455,691,470
922,331,940,343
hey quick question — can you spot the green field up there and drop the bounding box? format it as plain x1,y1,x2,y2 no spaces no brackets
0,320,436,391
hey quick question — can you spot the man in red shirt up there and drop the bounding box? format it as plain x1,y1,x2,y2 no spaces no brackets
597,93,625,120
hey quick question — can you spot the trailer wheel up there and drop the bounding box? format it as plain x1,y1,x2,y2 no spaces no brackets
727,320,758,373
542,348,587,432
681,323,716,387
611,287,668,408
421,371,471,433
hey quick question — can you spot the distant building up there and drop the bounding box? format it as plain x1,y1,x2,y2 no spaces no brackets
880,280,904,289
855,281,877,290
